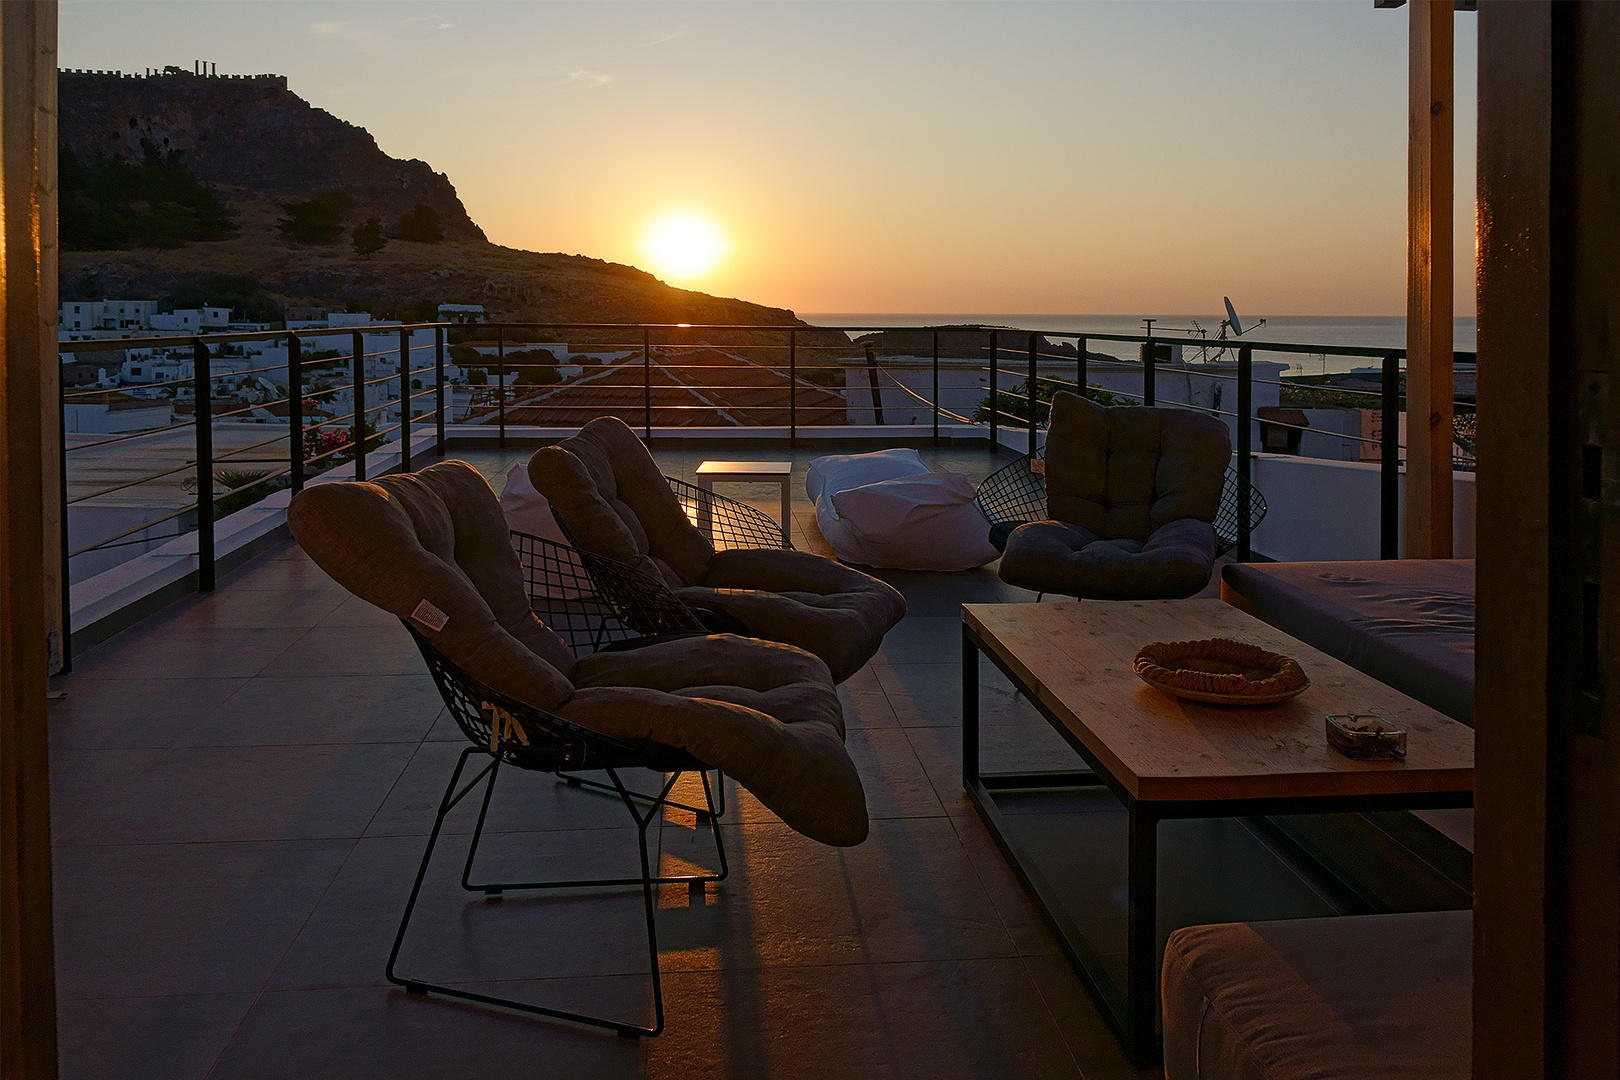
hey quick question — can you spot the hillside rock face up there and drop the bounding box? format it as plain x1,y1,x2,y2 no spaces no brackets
56,68,833,344
60,69,485,241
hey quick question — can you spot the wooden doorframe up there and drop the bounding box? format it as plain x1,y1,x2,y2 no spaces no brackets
0,2,59,1075
1476,2,1620,1076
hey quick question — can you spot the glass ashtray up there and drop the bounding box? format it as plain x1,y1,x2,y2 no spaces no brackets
1325,714,1407,760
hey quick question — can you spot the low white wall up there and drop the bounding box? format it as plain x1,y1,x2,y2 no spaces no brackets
1249,453,1476,562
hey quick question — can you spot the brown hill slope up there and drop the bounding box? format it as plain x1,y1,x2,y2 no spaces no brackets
58,67,831,344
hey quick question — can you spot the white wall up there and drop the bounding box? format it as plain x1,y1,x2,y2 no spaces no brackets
1249,453,1476,561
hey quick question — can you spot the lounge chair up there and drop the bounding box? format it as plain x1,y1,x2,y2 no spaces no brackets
527,417,907,682
287,460,867,1037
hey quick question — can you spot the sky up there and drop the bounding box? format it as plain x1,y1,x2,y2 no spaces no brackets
59,1,1478,318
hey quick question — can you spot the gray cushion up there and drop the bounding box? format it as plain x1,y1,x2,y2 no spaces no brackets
1220,560,1475,724
1162,910,1471,1080
1044,391,1230,542
998,516,1217,600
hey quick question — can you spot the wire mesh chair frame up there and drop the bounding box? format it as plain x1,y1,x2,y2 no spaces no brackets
387,625,728,1038
511,530,707,654
665,475,794,552
544,472,796,644
975,453,1268,558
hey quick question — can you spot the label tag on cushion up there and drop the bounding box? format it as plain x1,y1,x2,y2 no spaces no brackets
409,599,450,633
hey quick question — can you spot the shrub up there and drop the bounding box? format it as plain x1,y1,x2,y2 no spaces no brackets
352,217,387,255
278,192,354,244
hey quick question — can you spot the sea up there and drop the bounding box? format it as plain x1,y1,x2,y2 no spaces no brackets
799,314,1478,377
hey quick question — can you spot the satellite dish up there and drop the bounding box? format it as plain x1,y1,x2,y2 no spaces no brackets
1224,297,1243,337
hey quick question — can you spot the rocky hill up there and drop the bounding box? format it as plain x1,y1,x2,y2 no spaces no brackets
57,67,826,343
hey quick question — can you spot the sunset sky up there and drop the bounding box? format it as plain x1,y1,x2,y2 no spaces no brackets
60,1,1478,318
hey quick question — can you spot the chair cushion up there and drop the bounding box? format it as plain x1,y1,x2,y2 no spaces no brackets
998,516,1216,600
288,460,578,710
679,548,908,683
573,634,866,845
1161,910,1471,1080
527,416,715,588
1044,391,1230,542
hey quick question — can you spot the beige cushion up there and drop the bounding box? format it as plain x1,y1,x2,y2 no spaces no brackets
287,460,578,711
1044,391,1229,542
526,419,906,683
681,548,908,683
528,416,714,588
288,460,868,847
1161,910,1471,1080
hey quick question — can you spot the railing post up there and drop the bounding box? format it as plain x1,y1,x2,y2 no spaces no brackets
435,327,445,454
192,338,215,591
1141,338,1156,406
399,328,412,473
1381,350,1401,559
287,333,303,494
58,377,72,671
1237,345,1253,563
496,327,506,449
643,328,652,440
352,330,365,480
932,329,940,446
1076,334,1087,402
988,329,999,449
863,345,885,426
1027,332,1039,457
789,328,797,448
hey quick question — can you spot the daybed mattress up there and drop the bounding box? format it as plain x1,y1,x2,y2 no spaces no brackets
1220,559,1475,724
1161,910,1472,1080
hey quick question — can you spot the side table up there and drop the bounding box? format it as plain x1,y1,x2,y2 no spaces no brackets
694,460,793,545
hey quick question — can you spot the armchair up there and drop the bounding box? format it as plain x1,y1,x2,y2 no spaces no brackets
528,417,906,683
287,460,867,1037
994,391,1237,600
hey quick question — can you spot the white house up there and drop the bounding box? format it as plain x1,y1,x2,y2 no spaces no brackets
149,307,231,333
62,392,171,434
59,300,159,333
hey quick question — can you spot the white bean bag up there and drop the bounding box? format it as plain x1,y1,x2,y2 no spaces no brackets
808,450,999,571
806,448,931,502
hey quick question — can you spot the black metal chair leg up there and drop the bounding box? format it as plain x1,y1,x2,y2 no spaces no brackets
388,752,683,1038
460,757,501,894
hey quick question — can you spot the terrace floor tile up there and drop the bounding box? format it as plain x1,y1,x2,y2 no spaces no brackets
50,444,1161,1079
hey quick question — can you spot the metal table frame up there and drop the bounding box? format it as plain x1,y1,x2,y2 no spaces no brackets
961,620,1475,1065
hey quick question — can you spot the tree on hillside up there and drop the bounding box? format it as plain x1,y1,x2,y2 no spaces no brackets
395,204,445,243
352,218,387,255
60,144,234,250
278,192,354,244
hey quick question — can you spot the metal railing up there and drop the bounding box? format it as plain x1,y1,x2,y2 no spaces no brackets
56,317,1476,669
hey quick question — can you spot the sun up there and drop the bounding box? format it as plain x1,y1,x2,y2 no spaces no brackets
641,212,727,281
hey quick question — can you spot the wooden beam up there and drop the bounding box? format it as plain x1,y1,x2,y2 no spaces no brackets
0,3,59,1076
1405,0,1455,558
1474,2,1550,1074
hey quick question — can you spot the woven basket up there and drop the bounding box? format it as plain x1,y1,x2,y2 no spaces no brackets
1133,637,1309,705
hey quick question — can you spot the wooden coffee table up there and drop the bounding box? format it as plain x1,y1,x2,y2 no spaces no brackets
961,598,1475,1064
